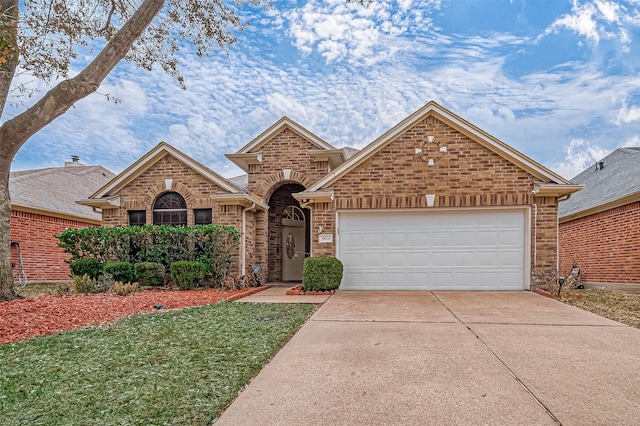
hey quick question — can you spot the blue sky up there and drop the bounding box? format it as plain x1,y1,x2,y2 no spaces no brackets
6,0,640,179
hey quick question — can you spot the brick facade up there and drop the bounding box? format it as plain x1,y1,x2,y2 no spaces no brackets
310,116,558,277
88,104,570,286
559,201,640,284
10,209,97,281
100,153,243,275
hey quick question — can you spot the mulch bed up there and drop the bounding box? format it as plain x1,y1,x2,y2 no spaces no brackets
0,286,268,344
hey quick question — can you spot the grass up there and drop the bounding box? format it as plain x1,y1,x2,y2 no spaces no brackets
16,282,63,298
0,302,314,425
560,289,640,329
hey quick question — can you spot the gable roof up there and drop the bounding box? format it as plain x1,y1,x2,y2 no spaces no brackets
88,142,242,200
10,164,115,222
226,117,344,172
234,116,336,154
304,101,576,193
559,147,640,221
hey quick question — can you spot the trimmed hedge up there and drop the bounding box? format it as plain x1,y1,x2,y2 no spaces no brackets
69,258,103,279
103,261,135,283
302,256,343,292
171,261,209,290
134,262,165,287
57,225,239,285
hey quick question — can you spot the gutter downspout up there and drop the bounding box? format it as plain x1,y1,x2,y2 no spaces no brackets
241,203,257,276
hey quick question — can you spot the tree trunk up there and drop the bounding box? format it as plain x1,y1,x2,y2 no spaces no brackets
0,156,17,300
0,0,165,301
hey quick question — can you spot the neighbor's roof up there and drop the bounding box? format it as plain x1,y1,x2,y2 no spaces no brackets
559,147,640,220
10,164,115,222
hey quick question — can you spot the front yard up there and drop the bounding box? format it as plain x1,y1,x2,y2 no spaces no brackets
0,302,314,425
559,289,640,329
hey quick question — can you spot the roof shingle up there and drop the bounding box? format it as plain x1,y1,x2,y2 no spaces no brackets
10,164,115,221
558,147,640,217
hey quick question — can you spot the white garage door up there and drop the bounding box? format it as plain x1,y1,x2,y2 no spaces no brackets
337,209,527,290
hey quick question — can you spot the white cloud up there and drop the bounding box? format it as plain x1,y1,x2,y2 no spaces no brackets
551,139,611,179
541,0,635,46
615,102,640,124
284,0,438,65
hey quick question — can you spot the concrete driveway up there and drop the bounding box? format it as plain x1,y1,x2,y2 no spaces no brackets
217,291,640,425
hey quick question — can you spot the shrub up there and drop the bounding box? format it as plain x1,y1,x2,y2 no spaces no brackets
96,273,115,293
57,225,240,282
103,261,136,283
69,259,103,279
71,274,97,293
134,262,165,287
114,281,139,296
302,256,344,292
170,261,209,290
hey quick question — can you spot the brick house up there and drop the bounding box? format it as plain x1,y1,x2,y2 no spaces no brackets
79,102,580,290
559,147,640,286
10,158,115,281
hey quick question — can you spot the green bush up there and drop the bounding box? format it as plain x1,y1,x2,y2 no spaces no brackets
57,225,240,282
302,256,343,292
69,258,103,279
170,261,209,290
71,274,97,293
103,261,135,283
134,262,166,287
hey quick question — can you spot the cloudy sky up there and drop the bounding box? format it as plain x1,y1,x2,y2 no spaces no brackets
6,0,640,180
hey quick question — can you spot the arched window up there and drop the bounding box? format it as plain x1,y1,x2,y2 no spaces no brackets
153,192,187,226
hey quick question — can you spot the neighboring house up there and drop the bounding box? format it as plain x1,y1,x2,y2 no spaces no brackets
79,102,580,290
10,158,115,281
559,147,640,286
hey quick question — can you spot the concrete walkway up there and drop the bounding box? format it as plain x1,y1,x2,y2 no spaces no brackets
236,286,331,304
218,291,640,425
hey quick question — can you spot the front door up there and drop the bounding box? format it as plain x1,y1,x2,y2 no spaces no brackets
282,206,306,281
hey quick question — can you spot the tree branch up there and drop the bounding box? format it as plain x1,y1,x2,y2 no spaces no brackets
0,0,165,159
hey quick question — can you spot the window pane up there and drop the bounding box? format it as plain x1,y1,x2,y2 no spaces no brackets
154,192,187,210
128,210,146,226
194,208,212,225
153,192,187,225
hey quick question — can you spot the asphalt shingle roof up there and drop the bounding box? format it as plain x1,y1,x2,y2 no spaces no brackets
558,147,640,217
10,164,115,221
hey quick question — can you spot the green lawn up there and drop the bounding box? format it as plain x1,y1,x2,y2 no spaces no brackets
0,302,314,425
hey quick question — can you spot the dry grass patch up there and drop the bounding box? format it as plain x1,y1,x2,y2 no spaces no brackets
560,289,640,329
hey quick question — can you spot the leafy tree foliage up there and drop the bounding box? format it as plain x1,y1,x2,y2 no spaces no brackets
0,0,265,301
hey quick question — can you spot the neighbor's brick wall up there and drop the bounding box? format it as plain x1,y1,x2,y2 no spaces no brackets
10,210,97,281
311,115,558,275
559,201,640,284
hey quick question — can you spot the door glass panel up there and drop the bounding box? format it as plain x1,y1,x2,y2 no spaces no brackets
286,233,295,259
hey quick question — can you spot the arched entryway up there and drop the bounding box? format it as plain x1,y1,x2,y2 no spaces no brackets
266,183,310,282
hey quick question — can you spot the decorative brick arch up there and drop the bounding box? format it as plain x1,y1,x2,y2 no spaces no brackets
143,181,195,209
259,171,313,202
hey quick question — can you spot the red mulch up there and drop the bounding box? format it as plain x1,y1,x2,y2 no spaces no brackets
0,286,268,344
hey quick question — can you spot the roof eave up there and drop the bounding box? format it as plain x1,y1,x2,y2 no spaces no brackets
12,203,102,224
235,118,336,154
292,190,334,208
91,142,242,199
559,190,640,223
224,152,262,173
210,193,269,210
309,149,347,170
306,101,571,192
534,184,584,198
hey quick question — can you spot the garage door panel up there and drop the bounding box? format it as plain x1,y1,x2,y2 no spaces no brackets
500,230,522,245
362,232,384,247
338,209,526,290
